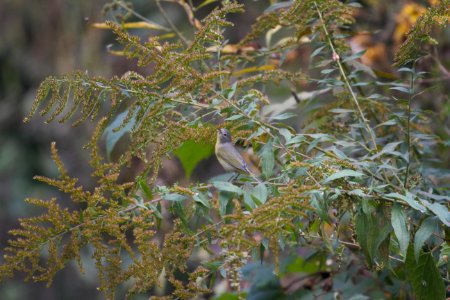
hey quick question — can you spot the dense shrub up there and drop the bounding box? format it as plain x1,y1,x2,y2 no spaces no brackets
1,0,449,299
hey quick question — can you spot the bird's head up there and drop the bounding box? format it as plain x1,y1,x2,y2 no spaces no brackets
217,128,232,144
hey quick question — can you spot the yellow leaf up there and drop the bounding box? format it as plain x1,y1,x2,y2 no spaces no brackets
157,33,176,40
232,65,276,77
107,49,127,56
122,21,168,31
91,21,168,31
196,0,218,10
91,22,110,29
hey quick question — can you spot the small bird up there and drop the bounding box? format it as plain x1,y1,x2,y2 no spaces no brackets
215,128,261,182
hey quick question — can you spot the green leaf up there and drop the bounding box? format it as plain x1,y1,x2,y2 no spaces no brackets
243,184,256,209
213,293,242,300
171,201,189,226
374,223,392,265
346,60,376,78
398,67,414,73
310,192,329,221
147,203,163,220
174,140,214,179
285,135,305,145
243,265,284,300
218,191,234,216
384,192,426,212
348,189,367,197
414,217,438,261
283,254,325,274
405,246,445,300
375,119,397,127
104,109,137,160
322,169,364,183
225,82,238,99
270,112,297,120
348,295,370,300
361,198,375,215
355,209,392,265
355,211,375,262
225,114,243,121
310,45,326,58
422,201,450,227
138,178,153,199
342,49,366,62
193,191,210,208
243,182,269,210
278,128,292,143
163,193,187,202
390,86,411,94
321,68,335,74
369,141,404,160
391,204,410,258
260,140,275,178
329,108,354,114
251,182,268,204
213,181,243,195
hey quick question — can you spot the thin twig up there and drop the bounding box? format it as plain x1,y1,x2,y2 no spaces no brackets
404,62,415,188
300,232,403,262
314,2,377,150
115,1,170,31
156,0,189,46
162,0,201,29
192,220,225,238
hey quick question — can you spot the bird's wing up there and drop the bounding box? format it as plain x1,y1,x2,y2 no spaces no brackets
216,144,249,173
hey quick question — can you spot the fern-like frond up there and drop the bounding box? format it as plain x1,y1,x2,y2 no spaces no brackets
240,0,354,47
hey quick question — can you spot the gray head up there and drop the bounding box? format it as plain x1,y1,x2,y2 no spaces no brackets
217,128,232,144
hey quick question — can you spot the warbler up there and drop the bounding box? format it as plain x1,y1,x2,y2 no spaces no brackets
215,128,261,182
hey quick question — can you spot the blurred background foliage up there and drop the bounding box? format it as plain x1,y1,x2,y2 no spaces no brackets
0,0,449,299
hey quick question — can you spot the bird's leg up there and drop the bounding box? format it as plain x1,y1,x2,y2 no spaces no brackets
230,172,240,182
227,173,235,182
234,173,240,182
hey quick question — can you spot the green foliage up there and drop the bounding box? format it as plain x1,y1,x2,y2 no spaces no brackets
405,246,446,300
391,204,410,259
174,140,214,179
1,0,449,299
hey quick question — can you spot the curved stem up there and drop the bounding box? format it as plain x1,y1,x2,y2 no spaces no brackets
156,0,189,46
115,0,170,31
314,2,377,150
